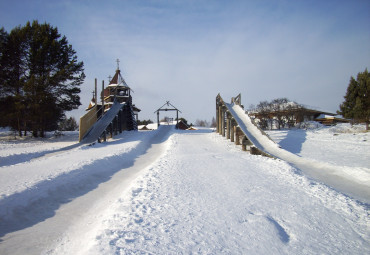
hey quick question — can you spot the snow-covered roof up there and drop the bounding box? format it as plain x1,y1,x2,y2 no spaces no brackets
316,114,334,120
109,68,131,90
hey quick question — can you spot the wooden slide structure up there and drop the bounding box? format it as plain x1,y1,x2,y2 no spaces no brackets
80,100,137,144
216,93,274,157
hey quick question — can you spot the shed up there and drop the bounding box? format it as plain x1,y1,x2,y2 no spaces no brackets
315,114,349,125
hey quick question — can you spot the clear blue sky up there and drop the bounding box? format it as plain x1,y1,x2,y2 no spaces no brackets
1,0,369,123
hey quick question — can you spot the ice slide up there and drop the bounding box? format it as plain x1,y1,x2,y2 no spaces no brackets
225,102,370,203
81,101,125,144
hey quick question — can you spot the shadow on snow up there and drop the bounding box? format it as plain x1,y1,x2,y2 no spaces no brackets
278,129,307,154
0,126,173,241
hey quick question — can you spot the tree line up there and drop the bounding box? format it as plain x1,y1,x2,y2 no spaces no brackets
249,98,308,130
0,20,84,137
339,68,369,130
247,69,369,130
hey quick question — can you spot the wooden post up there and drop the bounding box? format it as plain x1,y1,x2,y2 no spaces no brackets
115,115,118,135
157,111,160,128
119,110,122,133
242,136,247,151
216,104,219,133
221,108,225,137
218,106,222,135
230,120,235,142
251,146,262,155
235,126,240,145
226,115,230,139
95,78,97,104
101,80,105,116
176,110,179,129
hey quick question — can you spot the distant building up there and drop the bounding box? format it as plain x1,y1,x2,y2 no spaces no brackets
79,63,141,142
100,66,141,121
176,120,190,130
315,114,349,125
249,102,342,129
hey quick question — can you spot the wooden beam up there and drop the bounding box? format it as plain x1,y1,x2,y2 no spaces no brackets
226,115,230,139
230,119,235,142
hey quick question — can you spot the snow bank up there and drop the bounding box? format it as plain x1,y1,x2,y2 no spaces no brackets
328,123,367,133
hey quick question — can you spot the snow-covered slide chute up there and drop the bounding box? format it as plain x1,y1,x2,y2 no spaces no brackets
216,93,370,202
81,100,137,144
216,93,276,157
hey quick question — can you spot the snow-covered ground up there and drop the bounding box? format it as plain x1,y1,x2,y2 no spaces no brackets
266,123,369,168
227,103,370,202
0,124,369,254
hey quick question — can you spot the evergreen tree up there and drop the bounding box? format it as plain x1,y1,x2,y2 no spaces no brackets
137,119,153,126
0,21,85,137
0,26,29,136
211,117,217,127
339,69,370,130
58,116,78,131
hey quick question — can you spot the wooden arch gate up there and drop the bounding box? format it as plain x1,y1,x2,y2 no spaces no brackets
154,101,182,129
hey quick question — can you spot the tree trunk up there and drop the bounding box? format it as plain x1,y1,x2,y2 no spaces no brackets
17,116,22,137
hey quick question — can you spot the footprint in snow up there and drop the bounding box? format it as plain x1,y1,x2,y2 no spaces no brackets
241,212,291,244
266,216,290,244
132,188,143,197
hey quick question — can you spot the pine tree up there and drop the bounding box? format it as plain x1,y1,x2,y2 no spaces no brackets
58,116,78,131
339,69,370,130
0,26,29,136
0,21,85,137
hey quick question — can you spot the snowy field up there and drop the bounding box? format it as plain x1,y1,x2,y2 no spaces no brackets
266,123,369,168
0,124,369,254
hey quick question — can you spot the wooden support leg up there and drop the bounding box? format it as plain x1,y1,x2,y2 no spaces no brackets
251,146,262,155
221,109,225,137
218,106,222,135
226,117,230,139
216,107,219,133
230,122,235,142
114,116,118,135
235,127,240,145
242,136,247,151
119,110,122,133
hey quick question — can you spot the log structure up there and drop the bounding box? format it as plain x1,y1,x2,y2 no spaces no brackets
216,93,272,157
154,101,181,129
79,60,140,143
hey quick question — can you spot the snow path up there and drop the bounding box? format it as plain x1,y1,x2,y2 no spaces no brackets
226,103,370,203
0,126,173,255
55,129,369,254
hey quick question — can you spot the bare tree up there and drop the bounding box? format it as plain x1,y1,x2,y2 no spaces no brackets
211,117,217,128
195,119,209,127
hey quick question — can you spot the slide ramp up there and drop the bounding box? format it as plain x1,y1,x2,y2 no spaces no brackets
225,102,370,202
81,101,124,144
224,103,280,157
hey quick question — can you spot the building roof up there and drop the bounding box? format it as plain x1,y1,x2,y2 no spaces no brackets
109,69,131,90
316,114,348,121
